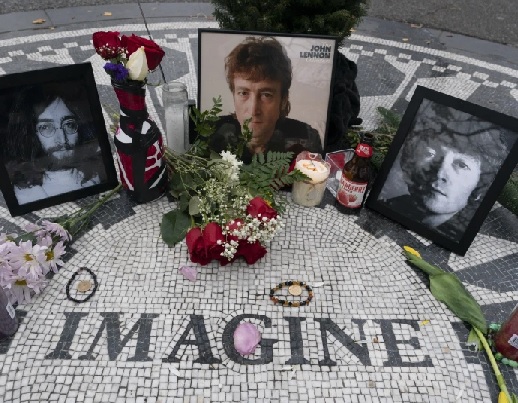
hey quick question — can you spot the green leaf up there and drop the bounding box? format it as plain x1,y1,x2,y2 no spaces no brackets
160,209,191,247
429,272,487,333
405,252,487,333
511,393,518,403
467,328,482,350
189,196,201,216
404,251,444,276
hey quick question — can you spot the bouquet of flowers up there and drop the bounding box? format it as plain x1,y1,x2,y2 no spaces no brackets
161,98,309,265
92,31,165,82
0,222,70,304
0,185,121,304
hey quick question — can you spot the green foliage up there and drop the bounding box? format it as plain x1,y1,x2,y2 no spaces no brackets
161,210,191,247
499,172,518,215
404,250,487,333
240,151,310,206
211,0,368,47
188,96,223,158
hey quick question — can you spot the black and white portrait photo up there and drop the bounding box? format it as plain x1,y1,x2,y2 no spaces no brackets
0,63,118,216
367,86,518,255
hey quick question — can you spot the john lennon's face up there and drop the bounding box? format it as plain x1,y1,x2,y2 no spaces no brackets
232,75,284,151
409,142,482,215
36,98,79,161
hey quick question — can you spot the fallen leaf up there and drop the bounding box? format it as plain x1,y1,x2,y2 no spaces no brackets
33,18,46,24
372,336,379,343
103,12,112,16
420,320,430,326
410,23,423,28
402,38,409,42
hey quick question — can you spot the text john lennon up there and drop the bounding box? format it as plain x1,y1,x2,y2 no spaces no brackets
300,45,332,59
37,313,434,367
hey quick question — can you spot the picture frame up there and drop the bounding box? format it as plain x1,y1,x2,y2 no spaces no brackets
197,28,337,159
0,63,118,216
366,86,518,256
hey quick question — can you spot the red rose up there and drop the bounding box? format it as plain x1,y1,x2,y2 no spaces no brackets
92,31,122,60
246,197,277,220
235,240,267,264
185,223,225,265
121,34,165,70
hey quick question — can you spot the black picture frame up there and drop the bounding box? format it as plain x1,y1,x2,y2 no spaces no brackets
197,28,337,156
366,86,518,256
0,63,118,216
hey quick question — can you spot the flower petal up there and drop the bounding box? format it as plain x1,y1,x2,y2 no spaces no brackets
234,322,261,355
179,266,198,282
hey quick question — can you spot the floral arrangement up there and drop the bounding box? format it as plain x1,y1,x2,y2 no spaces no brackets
161,98,309,265
92,31,165,82
0,185,121,305
0,221,69,304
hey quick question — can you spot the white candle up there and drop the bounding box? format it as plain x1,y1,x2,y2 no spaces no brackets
292,159,330,207
294,159,329,184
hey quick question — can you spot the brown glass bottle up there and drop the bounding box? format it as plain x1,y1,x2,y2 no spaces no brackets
335,133,374,212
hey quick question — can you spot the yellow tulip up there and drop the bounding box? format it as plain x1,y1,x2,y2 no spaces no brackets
403,245,421,258
498,391,509,403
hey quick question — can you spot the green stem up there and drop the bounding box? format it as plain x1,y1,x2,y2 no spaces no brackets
61,183,122,237
474,327,512,402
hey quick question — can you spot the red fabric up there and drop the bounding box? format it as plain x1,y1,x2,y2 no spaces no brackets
113,87,145,111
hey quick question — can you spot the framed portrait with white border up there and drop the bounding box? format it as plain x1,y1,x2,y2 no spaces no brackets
197,29,337,161
0,63,118,216
366,86,518,256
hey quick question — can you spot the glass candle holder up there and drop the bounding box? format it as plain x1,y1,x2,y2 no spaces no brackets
494,304,518,360
162,81,189,153
292,152,330,207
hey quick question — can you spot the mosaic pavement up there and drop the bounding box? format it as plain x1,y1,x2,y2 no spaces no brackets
1,19,518,402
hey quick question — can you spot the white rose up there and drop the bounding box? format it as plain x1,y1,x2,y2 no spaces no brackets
126,46,149,81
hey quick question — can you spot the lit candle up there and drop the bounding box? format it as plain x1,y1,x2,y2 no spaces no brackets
292,159,330,207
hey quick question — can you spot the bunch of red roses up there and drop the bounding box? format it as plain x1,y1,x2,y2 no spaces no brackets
92,31,165,82
185,196,281,266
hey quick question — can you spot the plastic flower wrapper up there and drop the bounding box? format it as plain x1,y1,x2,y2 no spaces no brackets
234,322,261,355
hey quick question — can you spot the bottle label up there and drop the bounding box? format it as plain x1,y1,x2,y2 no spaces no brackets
6,302,15,319
336,176,367,208
508,334,518,349
355,143,373,158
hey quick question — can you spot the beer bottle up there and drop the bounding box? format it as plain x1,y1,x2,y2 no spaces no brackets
335,132,374,211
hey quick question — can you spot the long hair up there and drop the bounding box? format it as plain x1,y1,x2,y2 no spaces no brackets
225,36,292,117
3,84,101,188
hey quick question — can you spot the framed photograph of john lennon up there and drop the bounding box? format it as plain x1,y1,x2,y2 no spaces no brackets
197,28,337,162
0,63,118,217
366,86,518,256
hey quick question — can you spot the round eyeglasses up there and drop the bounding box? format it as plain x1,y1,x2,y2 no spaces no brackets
36,119,79,138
